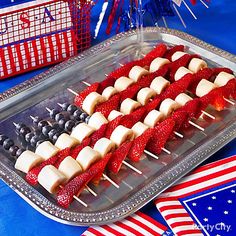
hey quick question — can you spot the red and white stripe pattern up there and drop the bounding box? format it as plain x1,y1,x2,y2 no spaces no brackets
155,155,236,235
82,211,168,236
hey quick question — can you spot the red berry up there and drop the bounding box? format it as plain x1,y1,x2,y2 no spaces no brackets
54,148,71,168
212,67,233,76
97,76,116,94
70,137,91,159
95,94,120,118
90,123,107,147
171,110,188,132
144,96,161,116
74,82,99,107
144,43,168,63
105,115,122,139
164,45,185,61
146,118,175,155
108,141,133,173
128,128,154,162
120,83,141,102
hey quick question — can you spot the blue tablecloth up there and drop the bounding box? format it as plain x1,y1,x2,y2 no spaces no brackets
0,1,236,235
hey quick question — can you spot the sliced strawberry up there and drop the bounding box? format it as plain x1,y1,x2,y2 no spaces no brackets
26,151,60,185
164,45,185,61
90,123,107,147
146,118,175,155
105,115,122,139
54,148,71,168
70,137,91,159
225,79,236,99
144,43,167,63
57,153,112,208
74,82,99,107
128,128,154,162
160,73,193,100
120,106,146,128
169,54,201,82
97,76,116,94
212,67,233,76
91,153,113,185
120,83,141,102
108,141,133,174
171,110,188,132
144,96,161,116
95,94,120,118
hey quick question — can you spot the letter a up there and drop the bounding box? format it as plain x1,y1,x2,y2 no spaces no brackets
42,7,55,23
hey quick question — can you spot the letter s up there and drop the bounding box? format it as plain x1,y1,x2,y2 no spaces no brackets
20,12,30,29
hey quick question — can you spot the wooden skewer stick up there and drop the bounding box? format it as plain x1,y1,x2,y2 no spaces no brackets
102,174,119,189
122,160,142,174
224,97,235,105
182,0,197,20
82,81,91,87
172,3,187,28
105,73,108,77
174,131,184,138
144,150,159,160
199,0,209,8
201,110,215,120
188,120,204,131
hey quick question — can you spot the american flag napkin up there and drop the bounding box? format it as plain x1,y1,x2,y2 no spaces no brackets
155,155,236,235
82,211,170,236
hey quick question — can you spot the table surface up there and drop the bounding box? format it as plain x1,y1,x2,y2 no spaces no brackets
0,0,236,235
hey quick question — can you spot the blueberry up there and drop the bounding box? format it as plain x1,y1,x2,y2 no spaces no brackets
65,120,75,132
3,138,14,150
48,129,58,140
25,132,34,143
58,118,67,128
30,135,40,147
51,123,60,130
85,116,90,124
49,109,59,119
61,103,70,111
52,132,62,143
16,148,26,158
0,135,8,145
80,112,88,121
42,125,52,136
14,123,26,132
38,120,49,130
9,145,19,157
73,109,82,120
55,113,64,122
19,126,31,137
32,116,41,125
67,104,77,114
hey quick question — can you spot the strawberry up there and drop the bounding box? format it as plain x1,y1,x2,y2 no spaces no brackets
120,83,141,102
146,118,175,155
108,141,133,173
171,110,188,132
169,54,201,82
70,137,91,159
144,43,167,63
120,106,146,128
97,76,116,94
164,45,185,61
128,128,154,162
26,151,60,185
95,94,120,118
144,96,161,116
212,67,233,76
91,153,113,185
54,148,71,168
160,73,193,100
105,115,122,139
74,82,99,107
90,123,107,147
225,79,236,99
57,153,112,208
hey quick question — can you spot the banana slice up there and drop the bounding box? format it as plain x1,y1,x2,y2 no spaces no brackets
38,165,66,193
108,110,124,121
131,122,149,137
196,79,217,97
174,66,193,81
137,87,157,105
144,110,164,127
102,86,118,100
175,93,193,106
15,150,43,173
35,141,59,160
214,71,235,87
120,98,141,115
76,146,101,171
88,112,108,130
150,76,170,94
110,125,134,146
114,76,134,92
159,98,181,117
55,133,79,150
188,58,207,73
129,66,149,82
171,51,187,61
82,92,105,115
58,156,82,181
94,138,115,156
71,123,95,143
149,57,170,72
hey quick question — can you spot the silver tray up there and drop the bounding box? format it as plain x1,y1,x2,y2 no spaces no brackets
0,27,236,226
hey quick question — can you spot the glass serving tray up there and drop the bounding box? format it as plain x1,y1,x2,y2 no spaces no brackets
0,27,236,226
